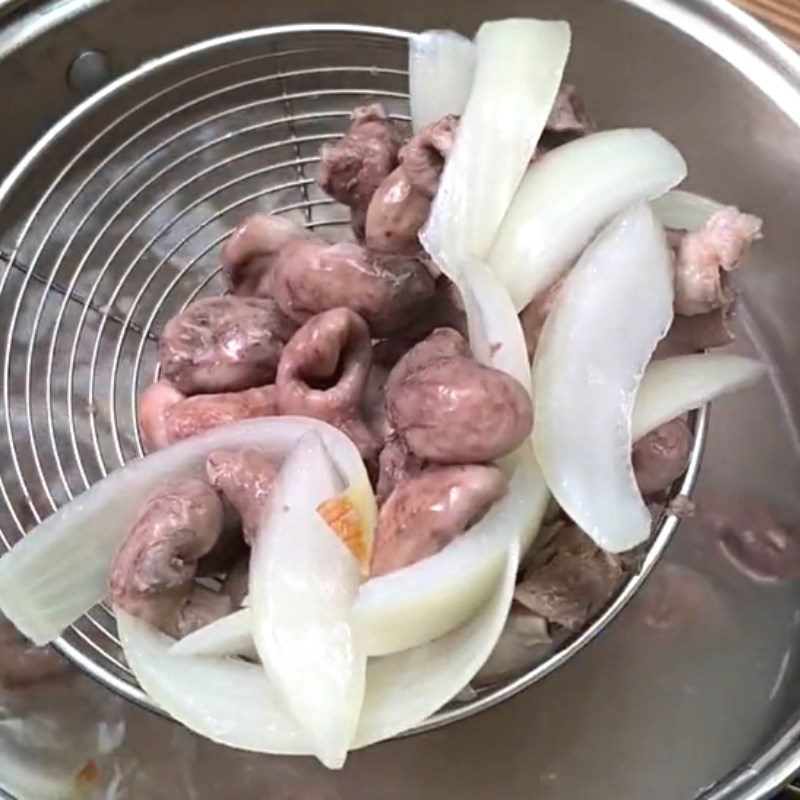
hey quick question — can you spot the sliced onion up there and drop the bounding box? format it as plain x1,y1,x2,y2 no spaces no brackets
532,203,674,553
170,607,256,659
489,129,687,310
409,30,476,132
0,417,374,646
353,540,519,747
460,258,532,391
173,443,547,662
421,18,571,278
633,353,766,440
119,545,517,760
651,189,723,232
116,608,311,754
250,432,366,769
353,441,546,656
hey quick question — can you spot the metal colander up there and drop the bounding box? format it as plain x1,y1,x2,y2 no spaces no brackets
0,23,706,729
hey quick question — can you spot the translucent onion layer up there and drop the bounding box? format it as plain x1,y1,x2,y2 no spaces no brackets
421,18,571,278
409,30,476,132
489,129,687,310
250,432,365,768
532,203,674,553
633,353,767,440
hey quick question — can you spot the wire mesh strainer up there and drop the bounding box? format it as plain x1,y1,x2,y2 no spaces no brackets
0,23,705,732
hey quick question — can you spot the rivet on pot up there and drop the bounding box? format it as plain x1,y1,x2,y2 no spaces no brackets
67,50,110,94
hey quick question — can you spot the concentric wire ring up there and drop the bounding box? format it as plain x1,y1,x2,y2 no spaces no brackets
0,23,705,731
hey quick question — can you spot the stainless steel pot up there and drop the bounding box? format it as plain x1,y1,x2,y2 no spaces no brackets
0,1,799,798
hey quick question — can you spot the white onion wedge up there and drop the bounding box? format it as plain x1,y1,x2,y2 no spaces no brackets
633,353,767,441
353,541,519,747
460,259,532,392
119,546,517,760
409,30,476,132
651,189,723,232
170,608,256,659
0,417,374,646
533,203,674,553
489,129,688,310
250,432,366,769
353,441,546,655
421,18,571,278
116,608,311,755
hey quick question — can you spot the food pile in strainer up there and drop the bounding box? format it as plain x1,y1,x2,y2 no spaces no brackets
0,18,766,768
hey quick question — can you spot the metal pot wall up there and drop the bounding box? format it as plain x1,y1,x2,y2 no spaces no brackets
0,1,799,798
